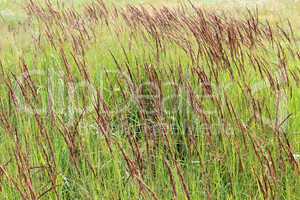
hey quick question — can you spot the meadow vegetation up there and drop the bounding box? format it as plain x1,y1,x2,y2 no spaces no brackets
0,0,299,199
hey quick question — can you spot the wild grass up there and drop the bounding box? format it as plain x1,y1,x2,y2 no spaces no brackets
0,0,299,199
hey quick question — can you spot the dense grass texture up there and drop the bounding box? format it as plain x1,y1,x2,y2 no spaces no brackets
0,0,299,199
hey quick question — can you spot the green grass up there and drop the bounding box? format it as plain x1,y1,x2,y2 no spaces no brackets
0,0,300,200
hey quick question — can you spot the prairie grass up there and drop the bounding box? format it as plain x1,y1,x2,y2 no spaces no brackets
0,0,299,199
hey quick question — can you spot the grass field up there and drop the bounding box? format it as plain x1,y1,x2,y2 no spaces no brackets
0,0,300,199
